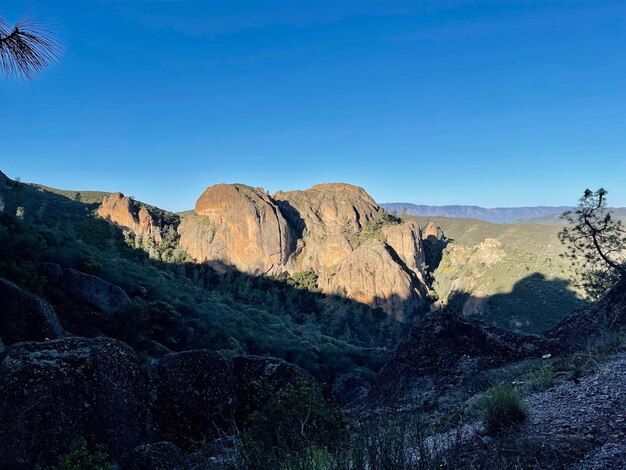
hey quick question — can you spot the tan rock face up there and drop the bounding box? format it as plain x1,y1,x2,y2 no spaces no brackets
274,183,380,272
382,221,426,282
321,241,423,321
422,222,445,241
98,193,164,245
178,184,295,275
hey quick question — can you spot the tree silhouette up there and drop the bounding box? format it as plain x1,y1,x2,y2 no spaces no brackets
560,188,626,299
0,11,61,79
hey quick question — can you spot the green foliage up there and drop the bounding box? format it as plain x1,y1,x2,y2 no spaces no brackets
287,270,319,292
525,366,554,392
479,383,528,433
352,209,400,245
240,382,347,468
51,438,110,470
0,259,46,294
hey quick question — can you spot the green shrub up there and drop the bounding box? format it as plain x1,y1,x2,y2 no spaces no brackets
527,366,554,392
479,383,528,433
287,270,320,292
239,381,347,468
51,438,110,470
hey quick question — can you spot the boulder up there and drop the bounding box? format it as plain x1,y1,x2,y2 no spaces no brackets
150,350,235,448
233,355,312,420
370,310,557,406
0,277,63,345
40,263,130,314
178,184,295,275
0,337,148,468
121,442,188,470
321,241,425,321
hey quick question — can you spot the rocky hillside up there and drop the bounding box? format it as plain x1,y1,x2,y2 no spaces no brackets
406,215,587,333
101,182,430,321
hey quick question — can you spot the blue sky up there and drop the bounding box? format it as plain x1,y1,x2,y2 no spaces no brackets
2,0,625,211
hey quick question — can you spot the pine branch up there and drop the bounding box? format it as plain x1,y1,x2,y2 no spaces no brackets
0,12,62,80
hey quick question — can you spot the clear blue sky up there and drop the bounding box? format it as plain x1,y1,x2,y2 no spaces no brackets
2,1,625,211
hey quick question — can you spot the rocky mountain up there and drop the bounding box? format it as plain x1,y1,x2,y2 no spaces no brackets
102,182,430,321
380,203,573,223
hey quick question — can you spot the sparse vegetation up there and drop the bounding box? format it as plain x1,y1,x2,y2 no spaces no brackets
479,383,528,433
405,214,586,333
239,381,347,468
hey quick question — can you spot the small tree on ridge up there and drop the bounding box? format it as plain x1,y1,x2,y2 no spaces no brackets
559,188,626,299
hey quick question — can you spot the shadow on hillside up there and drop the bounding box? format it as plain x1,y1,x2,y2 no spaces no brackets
0,180,414,387
423,234,451,274
446,272,587,334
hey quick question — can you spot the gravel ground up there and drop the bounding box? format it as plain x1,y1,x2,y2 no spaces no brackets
524,352,626,469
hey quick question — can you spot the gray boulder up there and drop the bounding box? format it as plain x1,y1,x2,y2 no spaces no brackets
0,337,149,468
0,277,63,345
151,350,235,449
40,263,129,314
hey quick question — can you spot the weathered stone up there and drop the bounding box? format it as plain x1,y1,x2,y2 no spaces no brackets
370,310,557,406
422,222,445,241
40,263,129,314
98,192,167,245
321,241,425,321
233,355,311,420
0,277,63,345
383,221,427,282
151,350,235,449
274,183,380,273
179,184,295,275
0,337,148,468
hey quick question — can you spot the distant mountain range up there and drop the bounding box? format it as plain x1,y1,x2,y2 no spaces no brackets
379,203,574,223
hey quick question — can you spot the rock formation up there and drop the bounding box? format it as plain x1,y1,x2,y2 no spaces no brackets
98,193,167,244
0,337,149,468
101,182,431,318
40,263,130,315
322,241,425,322
150,350,235,448
0,331,313,468
0,277,63,345
369,310,557,407
178,184,296,275
382,221,427,282
233,355,312,421
274,183,380,272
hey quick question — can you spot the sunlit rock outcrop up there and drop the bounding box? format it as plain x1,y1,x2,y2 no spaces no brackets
178,184,296,275
98,193,166,246
100,182,431,318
